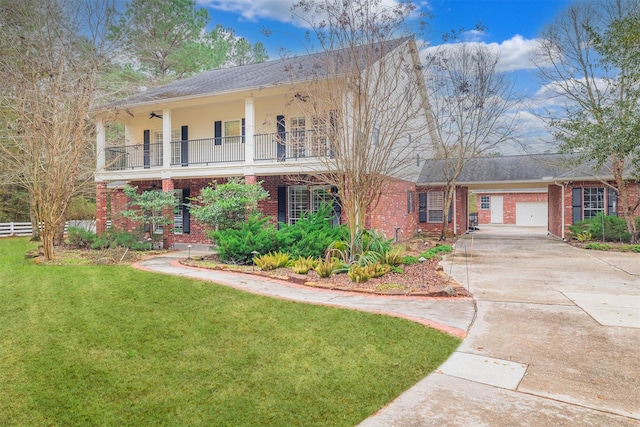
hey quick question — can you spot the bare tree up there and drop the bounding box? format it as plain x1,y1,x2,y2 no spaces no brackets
0,0,116,259
534,0,640,241
423,43,519,239
288,0,431,252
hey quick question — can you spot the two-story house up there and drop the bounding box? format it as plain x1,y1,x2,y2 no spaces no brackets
92,37,433,247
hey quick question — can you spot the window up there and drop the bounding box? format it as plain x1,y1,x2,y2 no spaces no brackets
174,189,183,235
311,115,328,155
224,119,242,143
288,186,308,225
427,191,444,223
291,116,306,157
480,196,490,210
153,129,181,164
311,186,333,214
584,187,605,219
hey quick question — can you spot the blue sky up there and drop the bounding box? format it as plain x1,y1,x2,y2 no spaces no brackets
197,0,579,153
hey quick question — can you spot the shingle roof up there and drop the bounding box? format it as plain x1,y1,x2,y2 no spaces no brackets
98,37,411,111
417,153,585,184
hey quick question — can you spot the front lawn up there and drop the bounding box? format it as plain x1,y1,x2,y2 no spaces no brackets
0,238,460,426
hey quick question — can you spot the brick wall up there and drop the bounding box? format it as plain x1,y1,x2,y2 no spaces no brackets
475,192,548,225
547,185,564,238
368,179,417,241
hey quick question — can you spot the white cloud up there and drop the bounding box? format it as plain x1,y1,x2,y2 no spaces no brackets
421,35,542,72
198,0,411,27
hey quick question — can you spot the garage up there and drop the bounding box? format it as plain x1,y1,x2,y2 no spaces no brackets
516,202,548,227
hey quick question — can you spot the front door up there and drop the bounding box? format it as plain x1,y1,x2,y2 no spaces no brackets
490,195,504,224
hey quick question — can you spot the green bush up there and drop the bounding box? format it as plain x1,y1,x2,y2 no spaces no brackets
327,229,392,266
210,215,278,264
348,263,391,283
277,204,347,259
66,227,97,249
571,212,631,242
382,250,404,267
89,229,147,250
419,244,453,260
254,251,292,270
584,242,611,250
315,257,340,278
291,256,319,274
401,255,419,265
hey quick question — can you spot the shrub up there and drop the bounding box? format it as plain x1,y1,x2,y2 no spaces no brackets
291,256,319,274
348,265,371,283
575,231,592,242
570,213,632,242
327,229,392,266
419,244,453,260
382,250,404,267
401,255,419,265
584,242,610,250
89,229,146,250
209,215,278,264
66,227,97,249
390,266,404,274
348,263,391,283
315,257,340,278
254,252,292,270
276,203,347,259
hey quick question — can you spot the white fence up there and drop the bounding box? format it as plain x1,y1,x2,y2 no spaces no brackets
0,220,98,238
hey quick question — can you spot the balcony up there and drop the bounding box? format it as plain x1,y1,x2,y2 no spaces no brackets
104,131,332,171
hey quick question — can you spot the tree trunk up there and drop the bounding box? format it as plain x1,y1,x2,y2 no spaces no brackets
440,185,454,240
29,198,40,242
41,225,55,261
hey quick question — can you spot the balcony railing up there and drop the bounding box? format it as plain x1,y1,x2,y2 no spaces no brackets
255,130,331,161
104,131,330,171
105,142,162,171
170,136,245,166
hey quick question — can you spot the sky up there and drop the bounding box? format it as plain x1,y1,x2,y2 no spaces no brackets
195,0,580,153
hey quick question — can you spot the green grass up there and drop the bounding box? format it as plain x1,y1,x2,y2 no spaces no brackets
0,238,460,426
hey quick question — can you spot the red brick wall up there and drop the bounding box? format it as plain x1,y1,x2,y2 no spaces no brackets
368,179,417,241
95,182,108,234
475,192,548,225
547,185,564,238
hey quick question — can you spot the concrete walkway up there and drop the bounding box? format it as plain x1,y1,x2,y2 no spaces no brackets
360,226,640,426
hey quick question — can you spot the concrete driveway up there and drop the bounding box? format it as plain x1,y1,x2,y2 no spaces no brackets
361,226,640,426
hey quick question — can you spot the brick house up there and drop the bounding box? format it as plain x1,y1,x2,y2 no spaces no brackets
92,38,433,247
418,153,640,239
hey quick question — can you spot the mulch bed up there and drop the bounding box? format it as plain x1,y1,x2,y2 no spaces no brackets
181,252,471,298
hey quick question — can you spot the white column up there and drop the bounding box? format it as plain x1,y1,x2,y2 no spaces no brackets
244,97,255,164
162,108,172,169
453,186,457,235
96,117,106,171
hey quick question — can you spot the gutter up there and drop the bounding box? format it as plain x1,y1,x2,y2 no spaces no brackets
552,181,566,240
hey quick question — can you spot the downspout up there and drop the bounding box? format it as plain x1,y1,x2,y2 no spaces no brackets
553,181,566,240
453,187,457,236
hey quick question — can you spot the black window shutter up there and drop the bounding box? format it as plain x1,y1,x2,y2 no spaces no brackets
214,121,222,145
182,188,190,234
418,192,427,223
241,118,246,143
607,188,618,216
448,204,453,223
276,115,286,161
572,187,583,224
181,125,189,167
277,186,287,227
143,129,150,168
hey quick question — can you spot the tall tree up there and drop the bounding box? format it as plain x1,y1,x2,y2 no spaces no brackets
110,0,268,84
289,0,431,254
423,43,519,239
0,0,116,259
534,0,640,241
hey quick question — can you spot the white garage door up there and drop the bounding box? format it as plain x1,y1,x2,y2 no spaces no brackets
516,202,548,227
